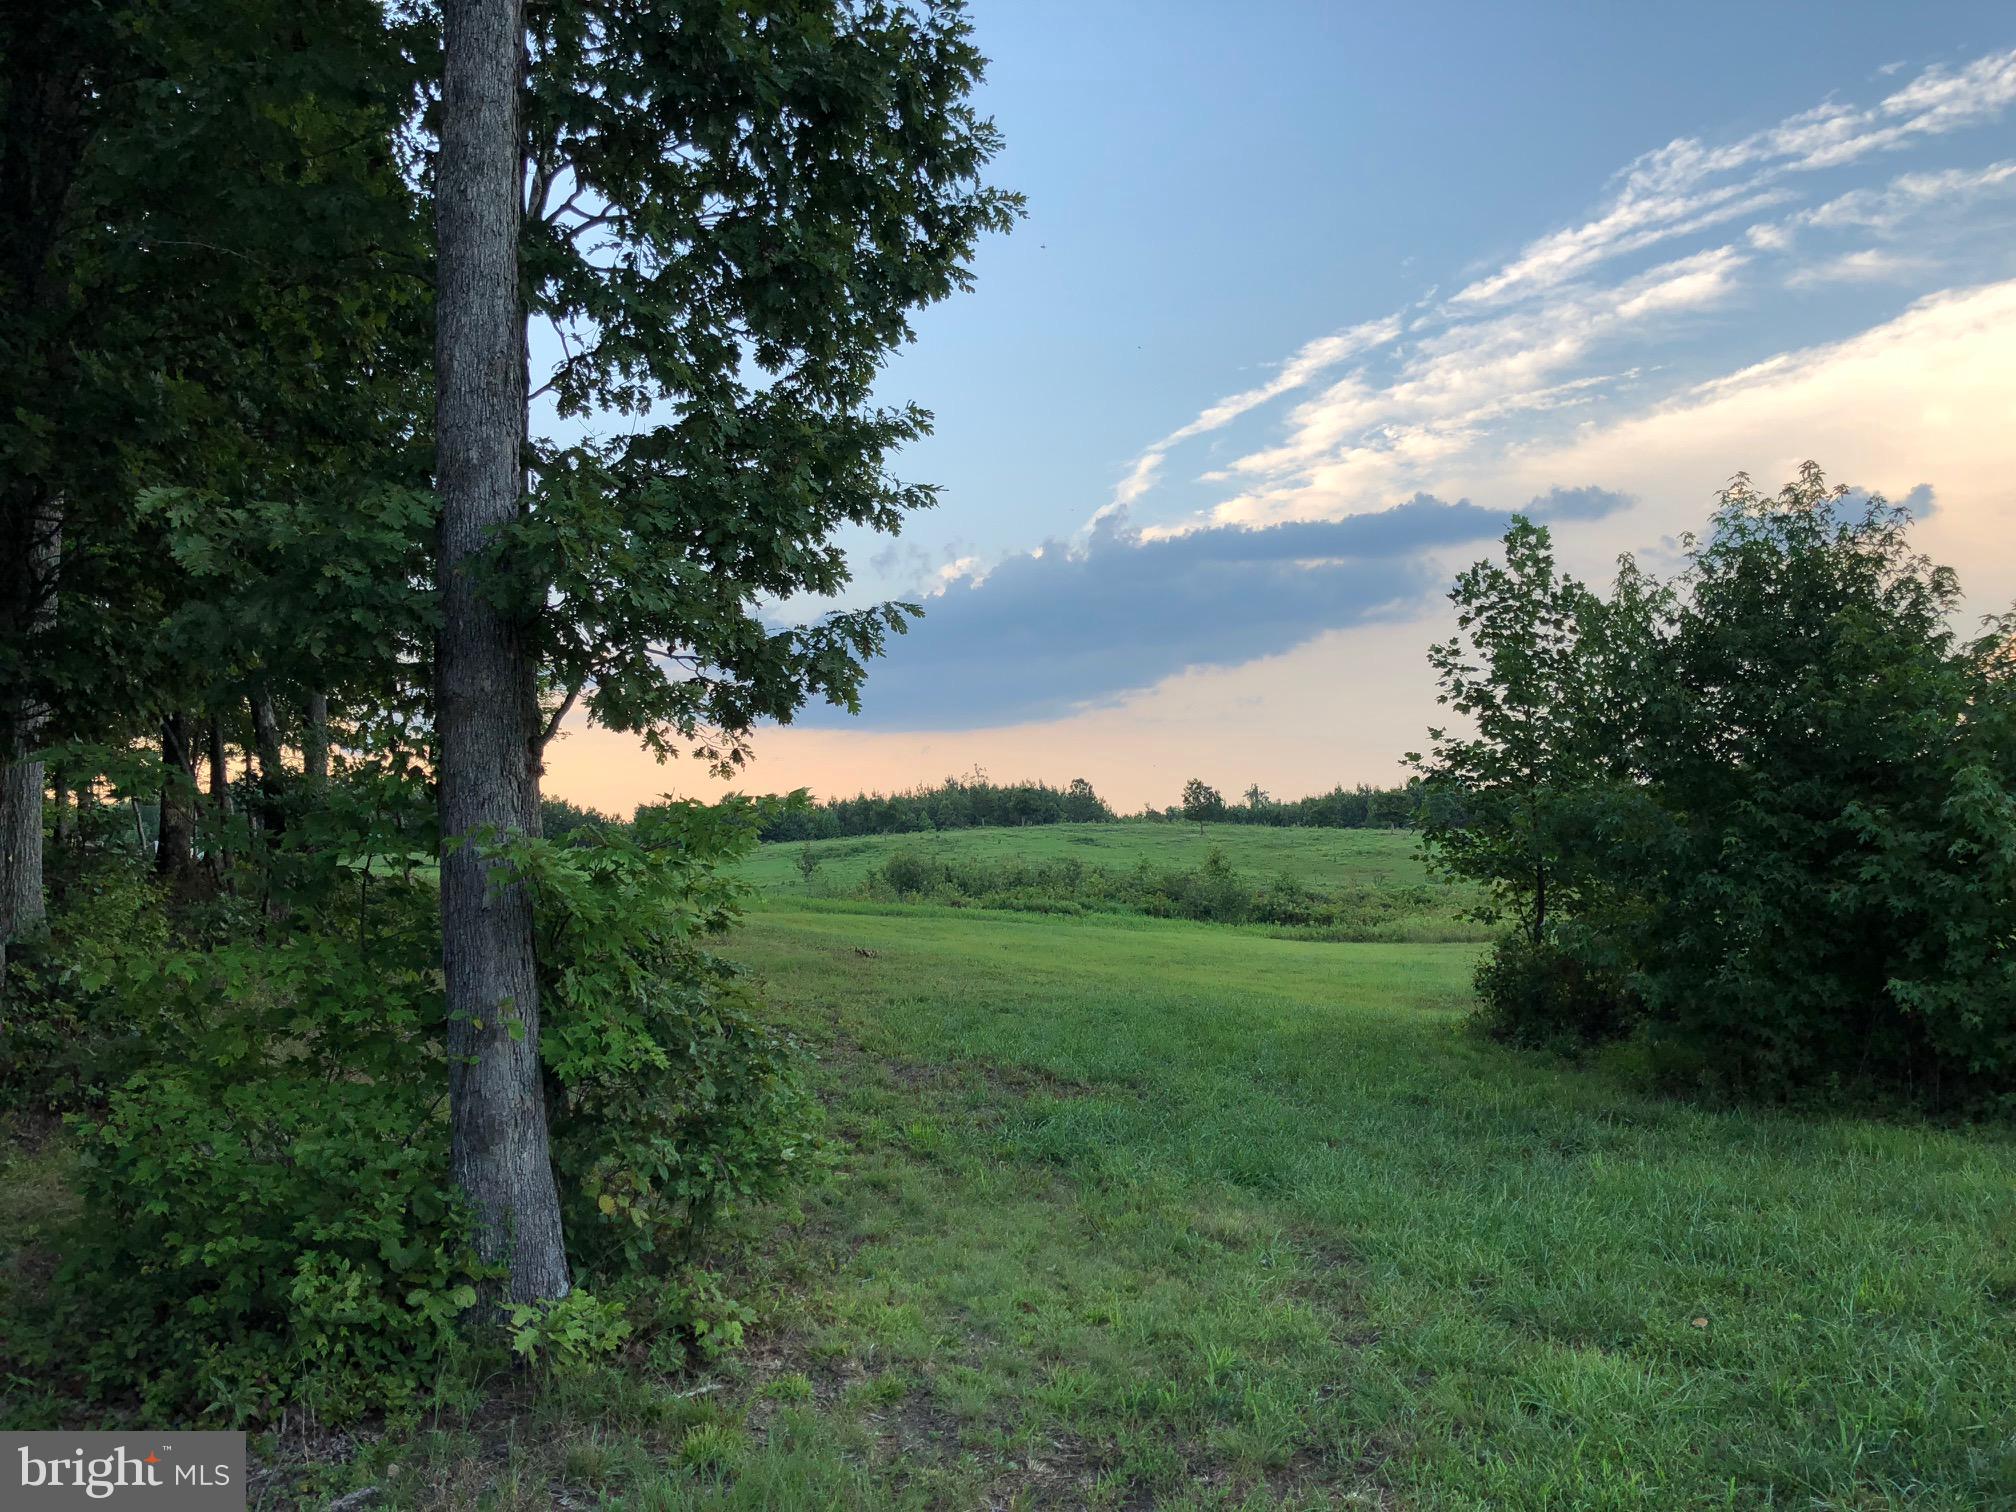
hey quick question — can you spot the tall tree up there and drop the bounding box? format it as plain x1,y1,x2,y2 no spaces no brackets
435,0,570,1304
418,0,1012,1301
506,0,1020,768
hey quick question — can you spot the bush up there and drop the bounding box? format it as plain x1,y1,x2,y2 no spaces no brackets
29,788,819,1425
1,857,168,1114
502,798,823,1278
877,847,944,898
1472,931,1640,1051
42,874,480,1425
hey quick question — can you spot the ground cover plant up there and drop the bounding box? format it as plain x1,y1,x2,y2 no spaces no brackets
735,821,1444,899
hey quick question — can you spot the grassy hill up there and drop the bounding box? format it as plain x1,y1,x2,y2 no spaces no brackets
295,824,2016,1507
29,821,2006,1507
740,821,1436,895
328,895,2016,1509
740,822,1483,944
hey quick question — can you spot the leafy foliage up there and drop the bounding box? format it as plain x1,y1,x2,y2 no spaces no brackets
1419,467,2016,1107
496,0,1022,765
38,868,477,1426
498,799,824,1277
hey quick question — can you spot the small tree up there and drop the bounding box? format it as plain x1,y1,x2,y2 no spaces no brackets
1179,778,1225,834
797,843,820,890
1407,518,1601,946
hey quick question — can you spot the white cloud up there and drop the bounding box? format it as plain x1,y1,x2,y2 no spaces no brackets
1449,48,2016,309
1800,158,2016,233
1089,314,1400,528
1785,248,1929,288
1199,247,1744,525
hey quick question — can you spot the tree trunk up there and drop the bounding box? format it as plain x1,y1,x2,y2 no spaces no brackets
435,0,569,1307
203,716,231,885
248,686,288,837
155,712,200,884
303,691,329,789
0,498,58,971
208,716,232,818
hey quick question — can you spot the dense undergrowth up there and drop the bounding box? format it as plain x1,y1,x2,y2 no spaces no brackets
0,782,818,1431
855,843,1484,941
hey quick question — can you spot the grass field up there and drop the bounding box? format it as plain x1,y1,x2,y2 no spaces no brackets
10,824,2016,1508
738,821,1438,897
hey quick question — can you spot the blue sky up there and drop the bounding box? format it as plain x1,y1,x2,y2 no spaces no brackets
547,1,2016,812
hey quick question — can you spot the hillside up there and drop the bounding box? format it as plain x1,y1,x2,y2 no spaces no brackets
738,821,1435,897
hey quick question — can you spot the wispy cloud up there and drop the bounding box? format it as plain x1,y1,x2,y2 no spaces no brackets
1195,247,1742,525
1449,48,2016,309
1092,314,1400,523
1785,248,1929,288
1102,45,2016,537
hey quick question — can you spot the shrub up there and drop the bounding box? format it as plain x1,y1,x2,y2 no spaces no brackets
501,798,823,1278
877,847,944,898
36,792,822,1424
1,856,168,1114
1472,931,1640,1051
43,874,480,1425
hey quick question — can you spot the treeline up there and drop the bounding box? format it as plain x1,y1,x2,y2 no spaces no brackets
0,0,1012,1424
1417,466,2016,1111
1155,781,1420,829
751,774,1423,842
757,774,1113,840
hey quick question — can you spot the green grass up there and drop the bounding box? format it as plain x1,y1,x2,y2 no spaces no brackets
12,825,2016,1507
739,821,1437,897
298,896,2015,1508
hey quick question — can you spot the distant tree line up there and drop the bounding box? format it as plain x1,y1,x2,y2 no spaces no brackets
1160,779,1421,830
752,772,1430,842
757,774,1115,841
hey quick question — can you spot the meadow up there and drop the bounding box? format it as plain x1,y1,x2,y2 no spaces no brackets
152,822,2013,1509
736,820,1440,896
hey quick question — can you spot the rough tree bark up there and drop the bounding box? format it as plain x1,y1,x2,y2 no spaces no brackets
0,500,58,971
155,711,200,884
435,0,569,1306
303,691,329,788
248,686,288,837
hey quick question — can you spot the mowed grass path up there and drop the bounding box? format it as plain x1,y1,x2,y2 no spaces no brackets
737,822,1438,897
507,904,2016,1509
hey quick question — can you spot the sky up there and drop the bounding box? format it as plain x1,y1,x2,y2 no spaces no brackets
544,0,2016,816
